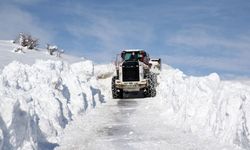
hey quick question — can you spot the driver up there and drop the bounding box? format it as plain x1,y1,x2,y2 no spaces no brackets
130,52,138,61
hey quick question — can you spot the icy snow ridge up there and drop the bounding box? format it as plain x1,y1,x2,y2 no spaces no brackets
158,65,250,149
0,60,105,150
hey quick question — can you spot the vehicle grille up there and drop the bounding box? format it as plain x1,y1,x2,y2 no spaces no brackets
122,61,139,82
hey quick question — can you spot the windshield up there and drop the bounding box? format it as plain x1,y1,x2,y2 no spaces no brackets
124,53,132,61
124,52,141,61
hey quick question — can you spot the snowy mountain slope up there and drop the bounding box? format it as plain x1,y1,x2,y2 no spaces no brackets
0,40,82,71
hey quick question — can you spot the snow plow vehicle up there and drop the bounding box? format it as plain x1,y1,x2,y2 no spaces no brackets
112,49,161,98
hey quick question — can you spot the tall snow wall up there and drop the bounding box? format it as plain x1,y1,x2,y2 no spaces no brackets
0,60,105,150
158,64,250,149
1,59,250,150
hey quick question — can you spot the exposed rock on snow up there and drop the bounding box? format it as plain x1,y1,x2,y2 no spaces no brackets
158,65,250,149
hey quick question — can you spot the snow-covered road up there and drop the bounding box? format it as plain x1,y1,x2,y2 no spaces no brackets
56,95,241,150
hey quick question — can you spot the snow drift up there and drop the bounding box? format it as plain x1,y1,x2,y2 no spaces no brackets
0,60,105,150
158,64,250,149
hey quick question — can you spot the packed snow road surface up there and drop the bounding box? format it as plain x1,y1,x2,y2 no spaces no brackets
56,95,241,150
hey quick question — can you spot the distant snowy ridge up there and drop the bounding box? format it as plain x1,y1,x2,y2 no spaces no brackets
0,60,106,150
0,40,82,70
158,65,250,149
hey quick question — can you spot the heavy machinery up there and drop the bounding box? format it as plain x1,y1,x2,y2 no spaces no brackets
111,49,161,98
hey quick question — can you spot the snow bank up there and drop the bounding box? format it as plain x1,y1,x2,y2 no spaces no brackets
0,60,104,149
94,63,115,79
158,65,250,149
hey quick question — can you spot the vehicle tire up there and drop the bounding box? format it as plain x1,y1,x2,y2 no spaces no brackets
144,73,157,97
144,86,156,97
111,76,123,99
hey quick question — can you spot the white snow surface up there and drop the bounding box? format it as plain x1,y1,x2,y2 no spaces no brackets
158,64,250,149
0,40,250,149
0,60,105,150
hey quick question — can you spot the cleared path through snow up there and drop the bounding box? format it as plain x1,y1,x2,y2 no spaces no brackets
56,95,241,150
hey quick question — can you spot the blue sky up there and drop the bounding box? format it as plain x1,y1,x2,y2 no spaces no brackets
0,0,250,79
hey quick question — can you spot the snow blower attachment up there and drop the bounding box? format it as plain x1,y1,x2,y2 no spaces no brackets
149,58,161,75
112,49,160,99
